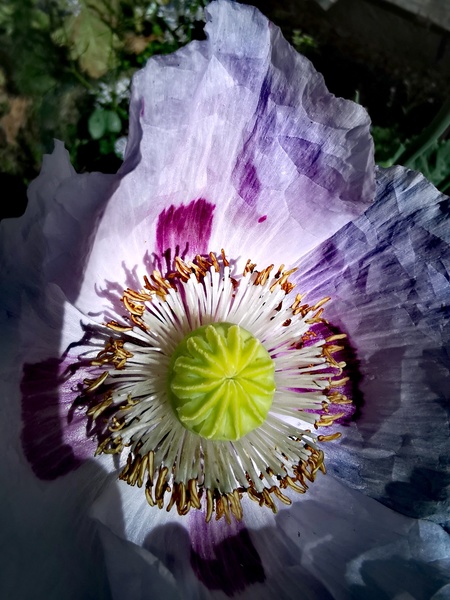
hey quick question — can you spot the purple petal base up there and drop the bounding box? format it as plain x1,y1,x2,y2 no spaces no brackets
189,511,265,596
21,355,96,479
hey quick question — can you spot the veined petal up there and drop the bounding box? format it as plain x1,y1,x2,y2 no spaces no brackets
75,0,374,317
297,166,450,527
91,472,450,599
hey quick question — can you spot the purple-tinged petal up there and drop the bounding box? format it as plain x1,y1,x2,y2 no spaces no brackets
91,470,450,599
75,0,374,318
189,511,265,595
21,356,93,479
0,142,119,309
260,476,450,600
17,283,115,479
296,166,450,527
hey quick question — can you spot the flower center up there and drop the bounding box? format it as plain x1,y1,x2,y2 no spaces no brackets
82,251,352,523
168,323,275,441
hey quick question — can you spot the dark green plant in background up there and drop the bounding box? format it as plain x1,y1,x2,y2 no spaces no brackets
0,0,205,186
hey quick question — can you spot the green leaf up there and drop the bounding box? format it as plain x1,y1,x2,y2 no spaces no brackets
64,1,118,78
88,109,107,139
104,110,121,133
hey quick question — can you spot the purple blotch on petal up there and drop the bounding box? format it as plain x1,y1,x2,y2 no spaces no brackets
258,215,267,223
190,528,265,596
21,357,95,479
156,198,215,261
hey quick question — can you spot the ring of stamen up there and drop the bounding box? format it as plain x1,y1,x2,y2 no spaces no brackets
82,251,351,523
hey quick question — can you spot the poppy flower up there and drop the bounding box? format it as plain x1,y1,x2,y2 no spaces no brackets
1,1,449,598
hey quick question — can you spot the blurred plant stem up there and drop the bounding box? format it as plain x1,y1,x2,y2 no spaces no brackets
395,94,450,168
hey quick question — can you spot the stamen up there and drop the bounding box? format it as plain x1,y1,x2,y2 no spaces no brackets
81,251,352,522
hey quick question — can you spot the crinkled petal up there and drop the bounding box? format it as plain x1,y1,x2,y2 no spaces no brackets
296,166,450,527
75,0,374,317
0,141,119,309
91,474,450,599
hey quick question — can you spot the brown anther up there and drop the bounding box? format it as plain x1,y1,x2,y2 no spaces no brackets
188,479,201,509
179,502,191,516
84,371,109,392
105,438,124,455
328,392,352,405
329,376,350,388
124,288,151,302
206,489,214,523
316,411,346,428
220,249,229,267
299,464,315,483
305,308,326,324
189,261,204,282
326,344,345,354
282,281,295,294
262,488,277,513
247,488,261,503
122,295,145,316
325,333,347,343
291,293,302,310
151,270,172,291
177,482,186,512
312,297,331,311
145,485,155,507
301,330,317,344
215,495,224,521
243,259,256,275
86,395,113,420
318,432,342,442
155,467,169,501
137,454,149,488
220,495,231,524
174,257,192,281
119,453,133,479
228,492,243,521
106,321,133,333
275,264,285,278
285,476,306,493
209,252,220,272
166,492,177,513
130,314,148,331
272,486,292,505
270,267,297,293
256,265,274,286
128,455,143,486
109,417,125,432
